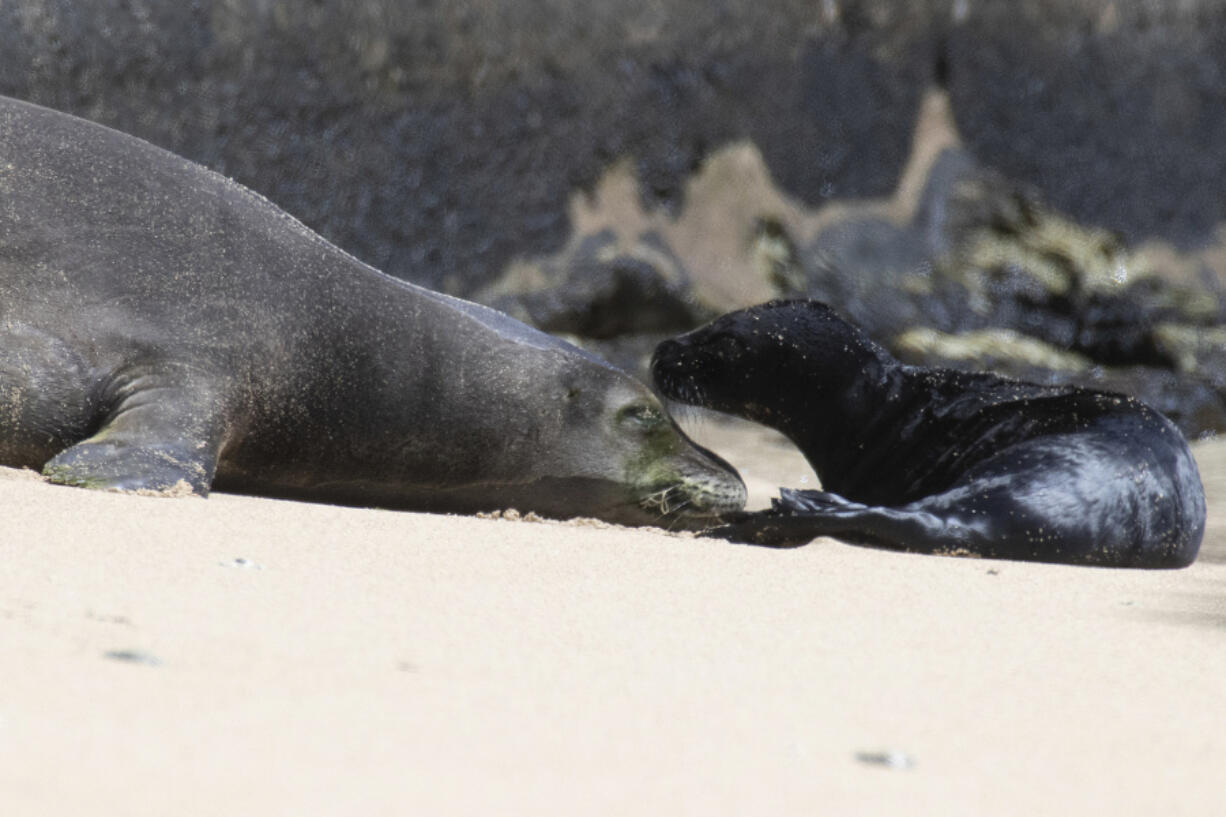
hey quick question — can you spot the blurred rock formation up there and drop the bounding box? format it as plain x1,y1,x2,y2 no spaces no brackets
5,0,1226,435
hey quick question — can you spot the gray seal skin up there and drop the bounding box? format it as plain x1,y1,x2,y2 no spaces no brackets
652,300,1206,567
0,96,746,526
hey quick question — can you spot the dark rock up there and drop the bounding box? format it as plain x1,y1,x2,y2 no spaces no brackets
9,1,1226,296
478,230,708,339
0,0,931,294
790,138,1226,438
946,2,1226,248
893,330,1226,441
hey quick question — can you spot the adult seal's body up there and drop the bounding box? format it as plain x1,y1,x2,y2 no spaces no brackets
0,95,745,525
652,300,1205,567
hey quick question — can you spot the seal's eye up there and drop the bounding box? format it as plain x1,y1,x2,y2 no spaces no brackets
617,403,664,431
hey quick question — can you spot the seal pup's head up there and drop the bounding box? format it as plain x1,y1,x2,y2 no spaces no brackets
651,299,891,434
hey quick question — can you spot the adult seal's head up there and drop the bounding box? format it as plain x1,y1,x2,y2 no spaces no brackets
0,95,745,527
653,299,1205,568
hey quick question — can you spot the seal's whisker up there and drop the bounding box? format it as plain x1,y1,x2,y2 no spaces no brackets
660,498,696,530
641,483,694,517
655,492,694,525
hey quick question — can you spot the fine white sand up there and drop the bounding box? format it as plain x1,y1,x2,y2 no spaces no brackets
2,420,1223,816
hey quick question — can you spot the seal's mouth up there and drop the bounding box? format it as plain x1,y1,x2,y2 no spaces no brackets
638,481,741,519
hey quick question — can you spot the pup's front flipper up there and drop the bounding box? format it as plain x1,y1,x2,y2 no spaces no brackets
702,489,868,546
703,488,954,551
704,509,829,547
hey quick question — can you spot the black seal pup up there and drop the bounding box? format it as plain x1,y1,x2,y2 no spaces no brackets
652,300,1205,567
0,95,746,526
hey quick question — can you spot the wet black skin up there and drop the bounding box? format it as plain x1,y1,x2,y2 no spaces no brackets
652,300,1207,568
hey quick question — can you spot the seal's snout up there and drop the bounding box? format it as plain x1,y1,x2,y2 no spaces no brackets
657,448,747,524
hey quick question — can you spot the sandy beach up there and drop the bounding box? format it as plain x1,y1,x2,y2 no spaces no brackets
3,419,1224,816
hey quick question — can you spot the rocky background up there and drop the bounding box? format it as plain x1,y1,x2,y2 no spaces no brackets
4,0,1226,436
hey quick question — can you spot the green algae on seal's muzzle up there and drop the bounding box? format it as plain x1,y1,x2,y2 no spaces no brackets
618,403,747,528
632,458,748,529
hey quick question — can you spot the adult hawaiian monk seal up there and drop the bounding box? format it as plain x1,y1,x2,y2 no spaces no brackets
0,95,745,526
652,300,1205,567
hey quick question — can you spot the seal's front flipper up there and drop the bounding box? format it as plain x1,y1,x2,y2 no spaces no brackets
45,439,217,495
42,366,228,496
